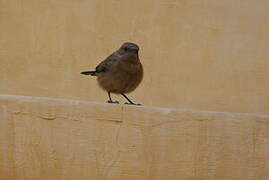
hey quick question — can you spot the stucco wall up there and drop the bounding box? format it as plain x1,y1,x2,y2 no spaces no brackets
1,1,269,179
1,0,269,114
1,95,269,180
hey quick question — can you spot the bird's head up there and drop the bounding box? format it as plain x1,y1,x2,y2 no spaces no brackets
119,42,139,54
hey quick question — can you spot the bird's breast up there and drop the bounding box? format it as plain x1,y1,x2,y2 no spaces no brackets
97,60,143,94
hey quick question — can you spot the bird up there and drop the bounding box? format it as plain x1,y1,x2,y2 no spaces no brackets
81,42,143,105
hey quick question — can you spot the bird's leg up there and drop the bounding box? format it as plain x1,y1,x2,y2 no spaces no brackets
121,93,141,106
106,92,119,104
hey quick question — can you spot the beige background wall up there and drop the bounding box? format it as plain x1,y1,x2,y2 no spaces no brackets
1,0,269,114
1,1,269,179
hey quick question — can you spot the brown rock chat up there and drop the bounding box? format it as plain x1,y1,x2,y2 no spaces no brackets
81,42,143,105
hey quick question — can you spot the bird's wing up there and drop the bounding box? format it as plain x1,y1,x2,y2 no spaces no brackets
95,53,119,73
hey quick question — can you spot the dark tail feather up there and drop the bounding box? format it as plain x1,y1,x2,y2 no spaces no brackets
80,71,97,76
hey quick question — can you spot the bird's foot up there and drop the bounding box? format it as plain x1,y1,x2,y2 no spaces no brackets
124,102,142,106
106,100,119,104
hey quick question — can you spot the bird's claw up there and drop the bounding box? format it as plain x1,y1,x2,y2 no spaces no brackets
124,102,142,106
106,100,119,104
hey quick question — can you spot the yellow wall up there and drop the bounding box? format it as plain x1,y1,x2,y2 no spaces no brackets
1,1,269,179
1,0,269,114
1,95,269,180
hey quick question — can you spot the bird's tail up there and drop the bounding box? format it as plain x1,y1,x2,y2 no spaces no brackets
80,71,97,76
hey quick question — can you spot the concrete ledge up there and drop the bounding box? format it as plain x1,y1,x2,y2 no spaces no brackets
0,95,269,180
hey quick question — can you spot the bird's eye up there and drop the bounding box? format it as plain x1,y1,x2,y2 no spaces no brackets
124,47,128,51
